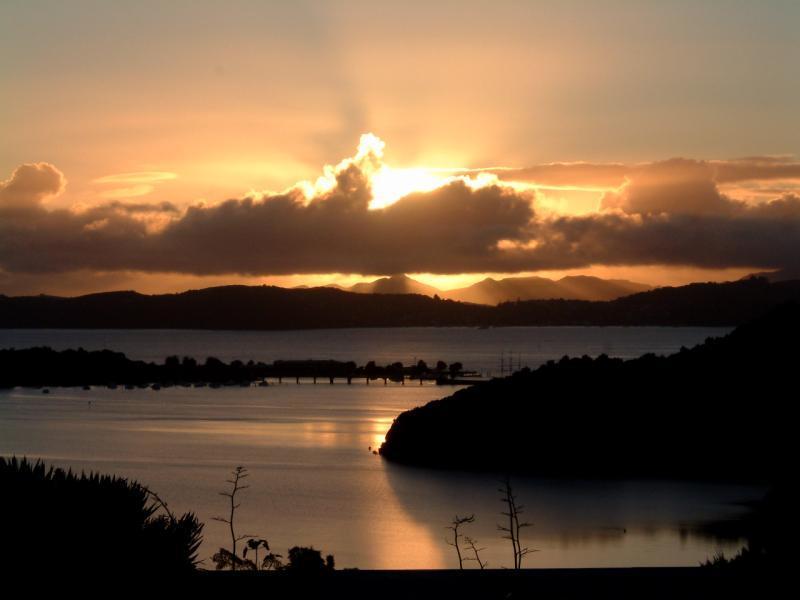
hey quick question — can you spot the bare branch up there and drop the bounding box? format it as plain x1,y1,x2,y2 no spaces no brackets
445,514,475,569
464,536,487,569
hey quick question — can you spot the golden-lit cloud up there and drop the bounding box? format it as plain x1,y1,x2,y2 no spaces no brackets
1,137,799,285
93,172,178,184
93,171,178,200
296,134,502,209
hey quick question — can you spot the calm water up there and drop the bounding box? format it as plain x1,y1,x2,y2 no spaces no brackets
1,326,760,569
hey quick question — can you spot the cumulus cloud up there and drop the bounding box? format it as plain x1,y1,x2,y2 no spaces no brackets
1,139,799,278
0,144,535,275
0,163,65,209
599,159,736,216
520,199,800,272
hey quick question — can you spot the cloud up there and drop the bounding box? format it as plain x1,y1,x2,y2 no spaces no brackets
518,197,800,272
1,138,799,278
106,200,180,214
0,163,65,209
492,156,800,189
0,141,535,275
489,163,629,189
93,170,177,200
599,159,736,216
712,157,800,184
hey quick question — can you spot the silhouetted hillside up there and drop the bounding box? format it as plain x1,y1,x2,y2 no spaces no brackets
1,277,800,329
346,274,442,296
444,275,651,304
0,285,488,329
379,303,799,481
493,277,800,326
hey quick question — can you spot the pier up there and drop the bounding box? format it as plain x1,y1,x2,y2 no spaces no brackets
260,359,480,386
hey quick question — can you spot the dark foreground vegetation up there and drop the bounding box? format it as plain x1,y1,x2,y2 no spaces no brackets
0,349,466,388
0,455,782,596
2,277,800,328
380,303,798,481
1,459,788,594
0,456,203,574
701,484,793,572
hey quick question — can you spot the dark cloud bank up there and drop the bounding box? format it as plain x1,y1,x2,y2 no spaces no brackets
1,155,799,278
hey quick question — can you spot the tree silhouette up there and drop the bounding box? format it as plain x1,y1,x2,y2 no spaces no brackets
449,362,463,379
212,466,250,570
445,514,475,569
498,477,536,569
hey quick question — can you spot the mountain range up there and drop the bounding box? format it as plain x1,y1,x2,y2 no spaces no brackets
327,274,651,304
2,277,799,329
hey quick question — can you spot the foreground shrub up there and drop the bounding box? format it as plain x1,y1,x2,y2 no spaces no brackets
0,456,203,574
285,546,335,573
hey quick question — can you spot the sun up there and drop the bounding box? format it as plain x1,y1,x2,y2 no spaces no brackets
369,166,451,209
299,133,505,210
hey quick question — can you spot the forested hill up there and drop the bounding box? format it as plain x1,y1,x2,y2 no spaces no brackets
1,277,800,329
379,302,800,480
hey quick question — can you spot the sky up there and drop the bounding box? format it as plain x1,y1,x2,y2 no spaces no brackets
1,0,799,296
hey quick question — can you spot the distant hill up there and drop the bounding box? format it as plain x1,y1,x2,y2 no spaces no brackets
346,274,442,296
380,302,799,480
0,286,486,330
1,277,800,329
443,275,651,304
745,268,800,282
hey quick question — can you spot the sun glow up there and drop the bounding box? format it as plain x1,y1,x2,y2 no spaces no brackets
370,167,451,208
298,133,510,210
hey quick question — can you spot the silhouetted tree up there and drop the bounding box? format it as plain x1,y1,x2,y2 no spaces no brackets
445,514,475,569
449,362,463,378
212,466,250,571
498,477,535,569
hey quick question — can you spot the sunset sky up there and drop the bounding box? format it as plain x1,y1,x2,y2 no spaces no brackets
2,0,799,295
